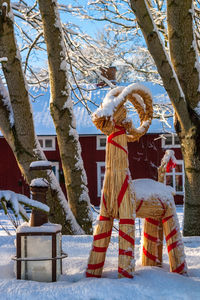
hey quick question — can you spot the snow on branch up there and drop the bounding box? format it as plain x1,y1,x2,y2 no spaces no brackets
0,77,14,127
0,190,49,221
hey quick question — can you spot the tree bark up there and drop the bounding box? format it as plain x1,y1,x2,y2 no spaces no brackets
167,0,200,235
181,129,200,235
0,0,84,235
130,0,192,132
167,0,200,108
38,0,93,234
130,0,200,235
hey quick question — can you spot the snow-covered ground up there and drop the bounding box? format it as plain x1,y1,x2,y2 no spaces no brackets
0,206,200,300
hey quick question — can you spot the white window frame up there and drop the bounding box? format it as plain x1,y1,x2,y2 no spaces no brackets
97,162,105,197
38,136,56,151
161,133,180,148
51,161,59,182
96,135,107,150
164,160,184,195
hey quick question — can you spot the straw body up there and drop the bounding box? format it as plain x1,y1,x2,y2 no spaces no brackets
86,125,135,278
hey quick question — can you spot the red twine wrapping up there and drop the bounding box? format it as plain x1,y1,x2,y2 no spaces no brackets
118,267,133,279
167,241,178,253
119,219,135,225
99,215,110,221
86,272,101,278
143,246,157,262
136,199,143,213
117,175,129,208
162,215,173,223
119,249,134,257
87,261,104,270
102,194,107,210
119,229,135,246
172,262,185,274
144,232,158,243
165,228,177,242
94,230,112,241
146,218,159,226
92,246,107,253
166,158,176,172
108,126,127,154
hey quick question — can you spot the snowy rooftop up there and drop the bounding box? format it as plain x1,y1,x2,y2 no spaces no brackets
0,82,174,136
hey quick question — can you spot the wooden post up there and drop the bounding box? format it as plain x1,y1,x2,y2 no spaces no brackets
29,162,52,226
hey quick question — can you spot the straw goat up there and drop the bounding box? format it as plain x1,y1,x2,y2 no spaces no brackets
86,84,187,279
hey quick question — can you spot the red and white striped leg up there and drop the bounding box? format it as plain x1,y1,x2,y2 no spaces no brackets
118,218,135,279
162,207,187,275
86,216,113,278
142,218,160,266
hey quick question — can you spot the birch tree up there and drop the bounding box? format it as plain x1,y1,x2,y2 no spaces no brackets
37,0,93,234
0,0,92,234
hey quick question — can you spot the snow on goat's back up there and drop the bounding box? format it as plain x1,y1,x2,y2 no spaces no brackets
132,178,175,202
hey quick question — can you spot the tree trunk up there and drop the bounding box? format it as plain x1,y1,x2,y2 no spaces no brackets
38,0,93,234
179,126,200,236
0,0,84,235
167,0,200,236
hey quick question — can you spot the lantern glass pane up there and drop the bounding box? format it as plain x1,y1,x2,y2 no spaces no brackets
21,235,52,282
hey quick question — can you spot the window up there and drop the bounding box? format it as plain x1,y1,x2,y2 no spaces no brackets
97,162,105,197
162,134,180,148
96,135,107,150
165,160,184,195
38,136,56,151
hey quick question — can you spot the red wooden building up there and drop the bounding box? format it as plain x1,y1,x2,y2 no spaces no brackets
0,82,184,206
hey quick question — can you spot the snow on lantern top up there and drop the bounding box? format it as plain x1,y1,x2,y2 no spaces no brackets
30,160,52,171
30,178,49,188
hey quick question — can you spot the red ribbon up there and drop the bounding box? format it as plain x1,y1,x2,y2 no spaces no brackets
144,232,158,243
92,246,107,253
118,267,133,279
166,158,176,172
87,261,104,270
102,194,107,210
119,219,135,225
99,215,110,221
158,198,166,217
94,230,112,241
165,228,177,242
162,215,173,223
136,199,143,213
86,272,101,278
119,229,135,246
172,262,185,273
107,126,127,154
119,249,134,257
167,241,178,253
118,175,129,208
143,246,157,262
146,218,159,226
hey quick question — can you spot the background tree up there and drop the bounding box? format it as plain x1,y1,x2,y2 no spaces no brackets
37,0,93,234
0,0,92,234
